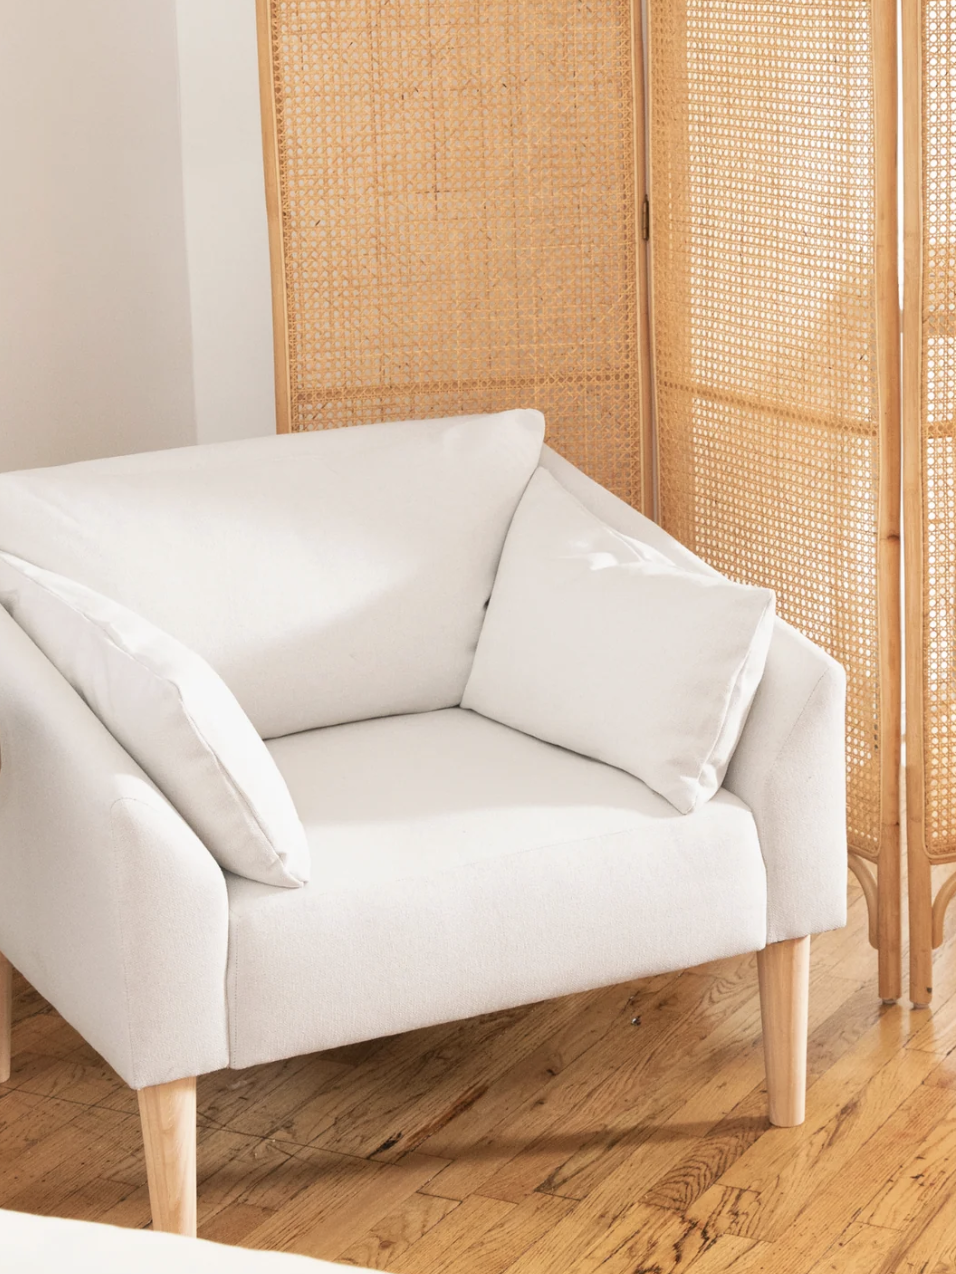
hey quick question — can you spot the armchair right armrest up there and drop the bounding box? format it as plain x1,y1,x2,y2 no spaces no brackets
540,445,848,944
723,623,847,942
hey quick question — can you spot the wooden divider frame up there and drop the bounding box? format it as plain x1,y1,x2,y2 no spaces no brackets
872,0,904,1006
644,0,901,1001
901,0,956,1008
256,0,292,435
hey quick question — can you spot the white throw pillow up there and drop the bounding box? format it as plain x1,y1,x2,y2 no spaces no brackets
0,553,309,888
461,469,775,813
0,411,545,738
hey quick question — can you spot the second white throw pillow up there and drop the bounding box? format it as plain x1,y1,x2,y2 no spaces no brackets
0,553,310,887
462,469,775,813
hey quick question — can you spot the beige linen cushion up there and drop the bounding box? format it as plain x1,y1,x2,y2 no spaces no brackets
462,468,776,813
0,553,309,887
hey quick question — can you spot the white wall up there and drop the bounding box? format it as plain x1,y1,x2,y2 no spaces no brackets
0,1,197,472
174,0,276,444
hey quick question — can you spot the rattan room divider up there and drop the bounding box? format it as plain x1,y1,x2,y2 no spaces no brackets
256,0,651,510
644,0,902,1002
258,0,956,1007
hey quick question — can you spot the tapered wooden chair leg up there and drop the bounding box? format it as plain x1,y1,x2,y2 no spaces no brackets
0,952,12,1084
138,1076,197,1236
757,935,810,1127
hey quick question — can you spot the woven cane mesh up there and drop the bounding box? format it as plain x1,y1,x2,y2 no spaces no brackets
914,0,956,860
648,0,888,857
263,0,644,505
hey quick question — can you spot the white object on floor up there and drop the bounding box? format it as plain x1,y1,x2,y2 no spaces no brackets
0,1208,371,1273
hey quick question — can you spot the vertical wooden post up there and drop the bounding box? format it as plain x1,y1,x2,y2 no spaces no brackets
630,0,655,517
256,0,293,435
873,0,903,1006
901,0,933,1008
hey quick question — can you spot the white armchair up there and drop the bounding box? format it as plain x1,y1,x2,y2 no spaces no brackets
0,414,846,1238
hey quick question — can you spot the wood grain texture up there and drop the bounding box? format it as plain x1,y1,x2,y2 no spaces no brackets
137,1077,197,1236
756,937,810,1127
871,0,903,1008
2,877,954,1271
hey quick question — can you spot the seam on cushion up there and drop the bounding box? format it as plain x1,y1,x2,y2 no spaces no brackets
693,593,776,808
8,562,298,881
473,466,547,655
108,797,140,1089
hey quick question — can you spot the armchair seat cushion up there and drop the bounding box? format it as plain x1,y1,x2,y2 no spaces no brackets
226,709,767,1069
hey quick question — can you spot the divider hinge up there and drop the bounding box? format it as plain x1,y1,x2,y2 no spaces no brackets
641,196,650,241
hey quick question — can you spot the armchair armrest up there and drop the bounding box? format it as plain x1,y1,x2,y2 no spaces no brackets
540,446,848,942
0,607,230,1088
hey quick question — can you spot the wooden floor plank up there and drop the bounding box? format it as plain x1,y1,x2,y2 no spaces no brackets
335,1192,462,1271
801,1222,902,1274
444,1191,576,1274
442,970,744,1204
687,1033,936,1241
386,1196,515,1274
243,1151,450,1260
7,877,956,1273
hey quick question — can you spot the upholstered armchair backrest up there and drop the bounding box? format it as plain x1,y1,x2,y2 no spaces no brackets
0,411,544,738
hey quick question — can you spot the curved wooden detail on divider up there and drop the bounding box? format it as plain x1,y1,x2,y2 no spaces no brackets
256,0,650,509
646,0,902,1000
848,853,880,950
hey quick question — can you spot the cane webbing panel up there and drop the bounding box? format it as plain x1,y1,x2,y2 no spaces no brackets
648,0,893,857
262,0,644,505
911,0,956,860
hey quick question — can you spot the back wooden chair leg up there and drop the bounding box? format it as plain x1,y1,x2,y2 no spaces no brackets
137,1076,197,1237
0,952,12,1084
757,935,810,1127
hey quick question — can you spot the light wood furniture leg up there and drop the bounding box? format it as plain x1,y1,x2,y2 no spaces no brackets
137,1077,197,1237
0,952,11,1084
757,936,810,1127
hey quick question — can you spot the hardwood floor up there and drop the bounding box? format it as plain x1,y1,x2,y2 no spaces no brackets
3,877,956,1272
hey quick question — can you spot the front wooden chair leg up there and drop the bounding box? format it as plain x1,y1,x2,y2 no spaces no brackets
757,935,810,1127
0,952,12,1084
137,1076,197,1236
